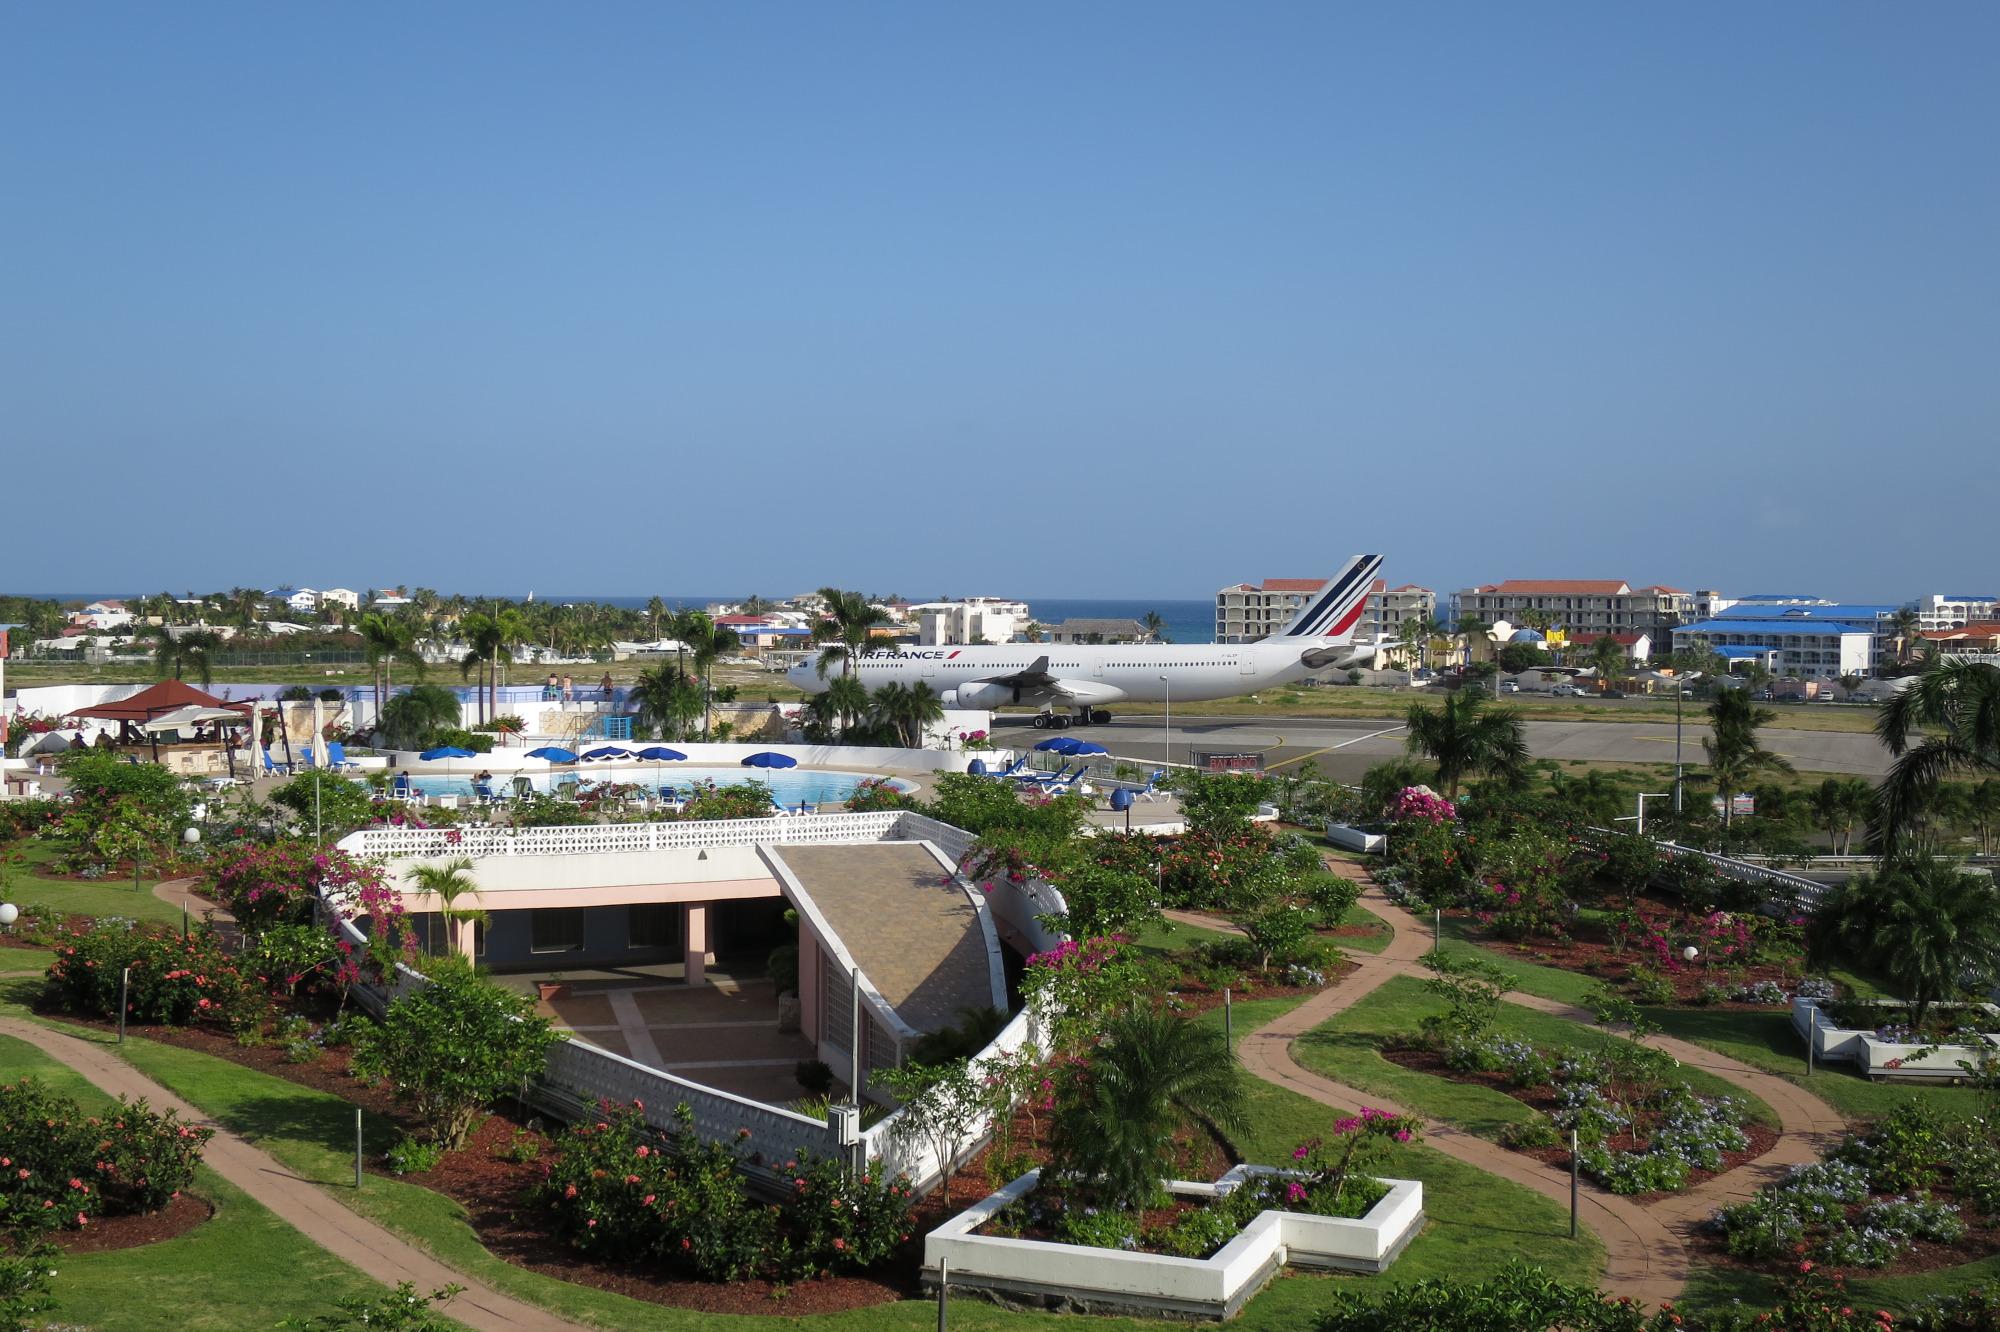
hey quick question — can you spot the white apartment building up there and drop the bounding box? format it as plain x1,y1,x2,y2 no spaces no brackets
1918,593,1999,630
320,588,361,612
1452,580,1692,637
912,598,1028,646
1671,616,1877,680
1364,581,1436,641
1218,577,1435,645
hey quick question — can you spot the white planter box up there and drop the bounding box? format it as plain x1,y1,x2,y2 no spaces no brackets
924,1167,1422,1320
1792,997,2000,1081
1325,823,1387,854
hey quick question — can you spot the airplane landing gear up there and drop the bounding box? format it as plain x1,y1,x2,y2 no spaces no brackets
1088,708,1113,725
1030,711,1073,730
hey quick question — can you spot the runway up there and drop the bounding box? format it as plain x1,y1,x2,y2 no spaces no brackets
991,713,1891,781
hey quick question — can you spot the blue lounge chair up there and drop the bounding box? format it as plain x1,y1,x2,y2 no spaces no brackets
1016,762,1076,788
1040,767,1089,794
297,747,318,771
472,777,499,804
987,756,1029,780
391,773,414,799
325,741,360,772
1138,769,1168,802
261,748,292,777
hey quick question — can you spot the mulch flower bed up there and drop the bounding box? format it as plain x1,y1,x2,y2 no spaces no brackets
1456,893,1805,1006
1380,1043,1778,1200
1697,1210,2000,1281
52,1192,213,1254
36,1002,917,1315
1167,963,1351,1018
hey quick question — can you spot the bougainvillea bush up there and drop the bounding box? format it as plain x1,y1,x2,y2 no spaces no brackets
0,1077,211,1232
210,840,388,934
532,1102,913,1281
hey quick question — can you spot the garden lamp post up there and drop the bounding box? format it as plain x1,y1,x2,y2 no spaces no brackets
1158,675,1171,772
0,903,17,935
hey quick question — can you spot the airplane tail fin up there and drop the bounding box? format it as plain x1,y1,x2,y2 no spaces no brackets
1277,555,1383,641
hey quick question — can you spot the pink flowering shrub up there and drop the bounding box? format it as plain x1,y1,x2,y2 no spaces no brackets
1263,1110,1423,1218
0,1077,212,1232
533,1102,912,1281
211,840,382,933
1392,787,1457,824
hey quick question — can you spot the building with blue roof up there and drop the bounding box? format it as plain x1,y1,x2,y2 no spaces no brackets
1672,615,1878,680
1919,593,2000,629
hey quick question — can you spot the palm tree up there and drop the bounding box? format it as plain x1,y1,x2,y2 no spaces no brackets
1048,1007,1246,1212
1704,688,1793,832
679,612,741,740
144,625,221,687
1817,855,2000,1033
1586,634,1626,693
1889,606,1924,666
407,856,487,958
1966,779,2000,856
1403,689,1527,799
1808,776,1873,854
871,681,945,748
1455,614,1489,667
811,588,893,678
375,683,461,752
824,673,869,742
1141,610,1169,643
628,663,702,741
359,612,425,731
644,596,667,641
1873,658,2000,854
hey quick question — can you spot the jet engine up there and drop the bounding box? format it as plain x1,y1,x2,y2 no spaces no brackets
949,683,1018,709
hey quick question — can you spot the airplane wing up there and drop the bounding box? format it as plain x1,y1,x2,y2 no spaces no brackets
970,655,1058,689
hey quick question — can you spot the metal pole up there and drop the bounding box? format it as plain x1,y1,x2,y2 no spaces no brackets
182,898,189,940
1161,675,1171,770
1569,1128,1579,1239
355,1107,364,1188
1673,682,1684,814
1806,1029,1814,1078
118,968,129,1044
937,1256,948,1330
1224,988,1232,1048
1433,908,1441,954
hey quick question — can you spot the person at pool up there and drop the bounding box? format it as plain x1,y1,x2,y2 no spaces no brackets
544,673,560,701
561,674,574,702
599,671,614,699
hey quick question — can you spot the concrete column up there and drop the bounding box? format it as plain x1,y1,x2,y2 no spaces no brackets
452,916,477,961
683,903,709,987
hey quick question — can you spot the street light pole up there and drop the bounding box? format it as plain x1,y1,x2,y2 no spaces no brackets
1159,675,1171,773
1634,792,1669,838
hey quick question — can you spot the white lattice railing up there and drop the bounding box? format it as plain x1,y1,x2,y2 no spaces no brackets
340,810,911,860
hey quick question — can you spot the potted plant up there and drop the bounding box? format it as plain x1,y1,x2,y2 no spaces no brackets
537,973,569,1003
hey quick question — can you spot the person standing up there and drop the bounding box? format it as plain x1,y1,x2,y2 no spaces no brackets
560,674,573,703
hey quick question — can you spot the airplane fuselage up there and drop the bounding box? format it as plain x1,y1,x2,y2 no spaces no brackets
785,639,1356,709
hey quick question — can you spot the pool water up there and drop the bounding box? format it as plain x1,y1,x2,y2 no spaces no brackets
383,765,907,807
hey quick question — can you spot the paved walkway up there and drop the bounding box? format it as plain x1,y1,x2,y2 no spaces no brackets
0,1018,589,1332
1217,857,1847,1307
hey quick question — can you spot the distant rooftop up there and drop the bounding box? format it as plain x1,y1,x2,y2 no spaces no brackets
1679,618,1877,636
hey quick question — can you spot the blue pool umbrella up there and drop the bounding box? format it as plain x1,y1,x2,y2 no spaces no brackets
582,746,631,760
634,747,687,761
1033,737,1080,753
525,746,578,763
1066,741,1110,757
419,746,477,760
740,751,798,769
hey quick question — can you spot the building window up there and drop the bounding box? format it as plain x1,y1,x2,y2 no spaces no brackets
531,908,585,954
628,904,681,950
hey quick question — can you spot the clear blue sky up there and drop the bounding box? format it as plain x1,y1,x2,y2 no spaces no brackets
5,3,1995,601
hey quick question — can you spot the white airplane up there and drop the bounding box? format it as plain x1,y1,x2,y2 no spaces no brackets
786,555,1383,729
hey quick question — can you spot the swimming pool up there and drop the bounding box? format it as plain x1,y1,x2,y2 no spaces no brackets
382,766,910,807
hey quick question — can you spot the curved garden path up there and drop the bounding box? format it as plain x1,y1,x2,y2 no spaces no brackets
0,1017,590,1332
1172,857,1847,1307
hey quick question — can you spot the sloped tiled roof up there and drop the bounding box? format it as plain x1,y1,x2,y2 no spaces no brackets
1478,580,1631,596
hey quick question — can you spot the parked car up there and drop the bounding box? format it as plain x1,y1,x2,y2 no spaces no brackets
1552,684,1585,696
1498,680,1521,693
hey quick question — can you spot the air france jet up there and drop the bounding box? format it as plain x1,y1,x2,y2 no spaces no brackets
786,555,1382,729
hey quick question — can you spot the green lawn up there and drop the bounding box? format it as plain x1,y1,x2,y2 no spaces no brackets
9,989,1603,1330
0,1033,389,1331
2,841,187,928
0,946,56,975
1640,1005,1987,1124
1333,903,1394,954
1290,976,1777,1137
1197,996,1605,1292
1424,917,1605,1007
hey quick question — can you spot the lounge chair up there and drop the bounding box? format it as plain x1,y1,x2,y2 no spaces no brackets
325,741,360,772
1016,762,1076,789
391,774,414,799
297,747,318,771
260,749,292,777
1038,766,1089,794
986,756,1029,780
1138,769,1169,802
510,775,536,800
472,778,500,804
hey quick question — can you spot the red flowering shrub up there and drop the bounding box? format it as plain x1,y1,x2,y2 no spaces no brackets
532,1102,912,1280
43,925,249,1027
211,839,380,932
0,1077,211,1232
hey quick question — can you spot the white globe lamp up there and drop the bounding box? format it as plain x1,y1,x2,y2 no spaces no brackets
0,904,18,929
183,826,202,845
1682,945,1700,963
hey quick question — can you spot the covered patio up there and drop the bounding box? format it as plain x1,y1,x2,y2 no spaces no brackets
64,680,252,777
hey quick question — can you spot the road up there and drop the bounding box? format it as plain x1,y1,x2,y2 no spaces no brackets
991,712,1891,780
